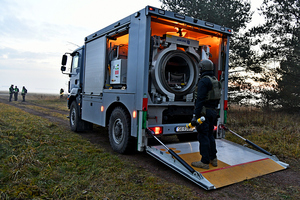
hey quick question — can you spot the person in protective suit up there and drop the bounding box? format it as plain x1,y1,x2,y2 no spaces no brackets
191,59,220,169
14,86,19,101
9,84,14,102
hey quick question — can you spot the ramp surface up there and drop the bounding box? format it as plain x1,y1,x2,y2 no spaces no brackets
146,139,288,189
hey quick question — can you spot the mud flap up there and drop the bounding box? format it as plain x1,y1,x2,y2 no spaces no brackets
146,139,289,190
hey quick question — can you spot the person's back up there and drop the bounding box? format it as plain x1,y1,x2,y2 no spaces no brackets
21,86,27,102
191,59,220,169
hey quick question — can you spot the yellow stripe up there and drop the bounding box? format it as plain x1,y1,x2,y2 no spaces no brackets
179,152,285,188
202,158,285,188
180,152,230,173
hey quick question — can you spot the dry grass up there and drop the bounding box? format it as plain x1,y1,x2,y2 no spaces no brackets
0,93,299,199
0,103,198,199
226,105,300,162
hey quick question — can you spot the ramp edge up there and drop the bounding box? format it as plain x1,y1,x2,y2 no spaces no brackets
146,146,216,190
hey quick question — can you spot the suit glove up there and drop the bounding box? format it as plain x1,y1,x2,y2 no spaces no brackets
190,115,197,126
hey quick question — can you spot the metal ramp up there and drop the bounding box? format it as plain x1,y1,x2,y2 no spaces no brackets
146,139,289,190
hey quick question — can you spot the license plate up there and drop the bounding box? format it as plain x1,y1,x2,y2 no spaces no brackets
175,126,195,132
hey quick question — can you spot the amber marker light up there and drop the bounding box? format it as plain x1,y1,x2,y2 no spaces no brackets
133,111,137,118
101,106,104,112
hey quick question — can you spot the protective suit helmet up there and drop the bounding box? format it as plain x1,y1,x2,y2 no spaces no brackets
199,59,214,72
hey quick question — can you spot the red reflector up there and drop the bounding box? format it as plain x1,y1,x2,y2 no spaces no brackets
218,70,222,81
149,7,155,11
228,29,232,32
142,98,148,111
149,127,163,135
224,100,228,110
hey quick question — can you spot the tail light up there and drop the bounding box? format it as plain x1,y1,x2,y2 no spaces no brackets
149,126,163,135
214,126,217,131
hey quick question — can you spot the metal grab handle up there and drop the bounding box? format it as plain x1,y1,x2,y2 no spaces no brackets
146,128,196,174
220,124,273,156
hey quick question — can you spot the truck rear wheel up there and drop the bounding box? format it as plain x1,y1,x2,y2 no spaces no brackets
108,107,133,154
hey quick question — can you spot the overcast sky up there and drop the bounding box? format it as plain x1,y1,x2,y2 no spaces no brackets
0,0,263,94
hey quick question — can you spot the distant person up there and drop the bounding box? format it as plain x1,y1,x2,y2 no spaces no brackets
21,86,28,102
9,84,14,102
14,86,19,101
60,88,64,99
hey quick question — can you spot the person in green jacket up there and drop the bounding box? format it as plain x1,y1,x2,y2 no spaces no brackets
9,84,14,102
21,86,28,102
14,86,19,101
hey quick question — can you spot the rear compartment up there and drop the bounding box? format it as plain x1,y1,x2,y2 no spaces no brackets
146,9,230,139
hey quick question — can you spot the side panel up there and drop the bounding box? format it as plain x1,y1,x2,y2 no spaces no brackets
82,92,136,128
129,9,151,151
83,36,106,95
82,95,104,126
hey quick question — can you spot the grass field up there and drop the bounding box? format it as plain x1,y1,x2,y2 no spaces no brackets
0,102,197,199
0,94,299,199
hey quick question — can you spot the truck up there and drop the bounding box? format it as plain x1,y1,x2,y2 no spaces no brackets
61,6,288,190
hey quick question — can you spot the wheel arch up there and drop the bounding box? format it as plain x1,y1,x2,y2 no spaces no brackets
106,102,131,127
68,95,78,109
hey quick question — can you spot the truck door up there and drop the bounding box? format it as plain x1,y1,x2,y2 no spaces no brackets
69,51,82,94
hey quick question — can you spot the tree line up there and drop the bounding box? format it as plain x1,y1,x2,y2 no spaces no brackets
160,0,300,112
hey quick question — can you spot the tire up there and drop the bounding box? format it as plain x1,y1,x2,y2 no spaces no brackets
108,107,133,154
70,101,83,132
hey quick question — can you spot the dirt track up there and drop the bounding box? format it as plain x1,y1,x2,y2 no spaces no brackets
0,94,299,199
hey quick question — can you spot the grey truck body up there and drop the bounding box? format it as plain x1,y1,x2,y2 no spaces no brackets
62,6,232,151
61,6,289,190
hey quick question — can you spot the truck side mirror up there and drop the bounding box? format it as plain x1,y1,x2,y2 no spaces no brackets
61,66,66,72
61,55,67,65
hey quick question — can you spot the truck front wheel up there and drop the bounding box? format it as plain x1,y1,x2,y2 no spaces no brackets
108,107,133,154
70,101,82,132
